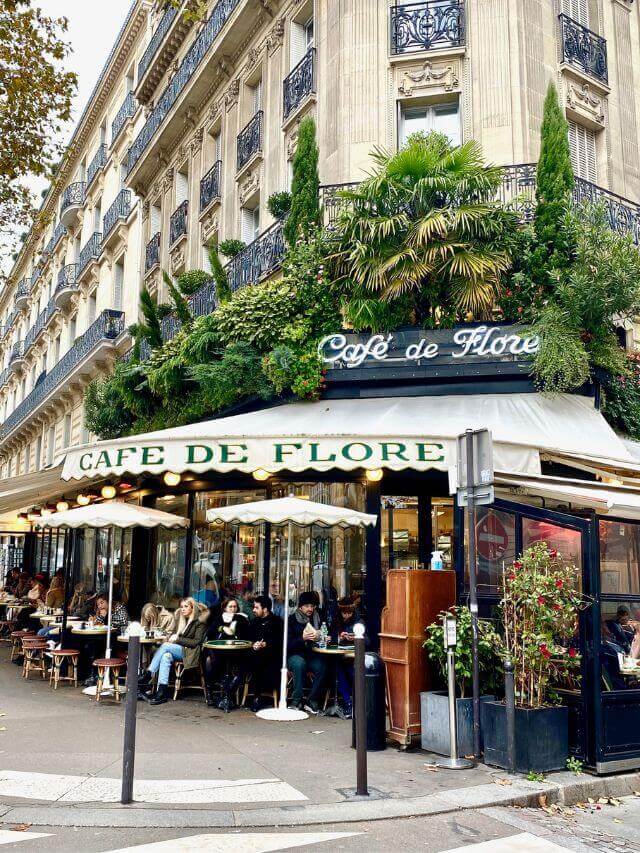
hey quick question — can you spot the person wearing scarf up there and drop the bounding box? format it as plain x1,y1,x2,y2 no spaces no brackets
287,591,328,714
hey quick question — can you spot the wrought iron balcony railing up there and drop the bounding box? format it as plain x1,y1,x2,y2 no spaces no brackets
78,232,103,278
56,264,78,292
61,182,86,215
237,111,263,171
14,280,30,306
42,222,66,258
169,200,188,246
283,49,315,120
1,310,125,440
103,190,132,240
128,0,242,174
87,144,108,186
24,306,48,352
2,308,19,340
225,219,285,292
200,160,222,212
390,1,465,54
137,4,179,82
559,14,607,85
145,232,161,273
111,91,137,145
10,340,24,364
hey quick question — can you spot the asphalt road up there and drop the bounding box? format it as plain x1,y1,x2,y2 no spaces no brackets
3,796,640,852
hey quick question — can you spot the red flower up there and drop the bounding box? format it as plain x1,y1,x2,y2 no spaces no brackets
555,579,563,589
539,644,552,659
513,561,522,570
508,573,516,581
537,596,546,605
568,648,578,658
552,603,562,612
549,548,558,559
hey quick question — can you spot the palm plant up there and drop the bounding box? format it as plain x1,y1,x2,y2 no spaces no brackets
332,132,518,323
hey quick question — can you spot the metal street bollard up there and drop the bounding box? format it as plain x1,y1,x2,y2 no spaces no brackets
121,621,142,804
436,615,474,770
505,657,516,774
353,623,369,796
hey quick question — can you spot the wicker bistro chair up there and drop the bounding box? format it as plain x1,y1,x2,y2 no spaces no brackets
10,629,35,662
93,658,125,703
173,659,206,701
21,638,49,680
0,618,17,642
49,649,79,689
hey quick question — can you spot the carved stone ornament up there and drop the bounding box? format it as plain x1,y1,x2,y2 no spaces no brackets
190,127,205,156
238,169,260,206
201,208,219,243
170,245,186,275
266,17,285,55
142,201,150,220
259,0,276,16
245,47,260,73
566,81,605,126
133,183,147,201
162,167,174,194
208,99,222,124
286,124,300,161
398,61,460,97
225,78,241,112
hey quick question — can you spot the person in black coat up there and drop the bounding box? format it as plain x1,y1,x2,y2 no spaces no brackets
287,591,327,714
203,597,250,707
245,595,283,711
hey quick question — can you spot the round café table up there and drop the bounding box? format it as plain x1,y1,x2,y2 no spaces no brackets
117,633,168,669
203,640,252,712
313,645,355,718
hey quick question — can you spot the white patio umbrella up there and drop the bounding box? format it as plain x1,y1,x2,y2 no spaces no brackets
207,496,377,721
40,502,190,696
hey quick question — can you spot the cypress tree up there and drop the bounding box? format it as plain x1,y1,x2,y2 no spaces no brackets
283,116,320,246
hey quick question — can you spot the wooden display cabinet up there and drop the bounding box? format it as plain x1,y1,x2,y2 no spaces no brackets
380,568,456,747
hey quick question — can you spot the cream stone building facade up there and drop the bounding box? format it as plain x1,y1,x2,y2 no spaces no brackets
1,0,640,479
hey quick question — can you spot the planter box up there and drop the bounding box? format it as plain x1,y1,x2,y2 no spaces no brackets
482,701,569,773
420,691,494,756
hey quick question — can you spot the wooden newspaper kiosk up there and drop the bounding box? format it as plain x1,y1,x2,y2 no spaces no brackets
380,568,456,747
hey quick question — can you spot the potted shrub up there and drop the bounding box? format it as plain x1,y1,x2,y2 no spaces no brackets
422,605,502,756
267,191,292,220
482,542,587,773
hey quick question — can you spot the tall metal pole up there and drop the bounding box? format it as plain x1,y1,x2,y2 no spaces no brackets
121,624,141,804
465,429,481,759
354,623,368,796
505,657,516,774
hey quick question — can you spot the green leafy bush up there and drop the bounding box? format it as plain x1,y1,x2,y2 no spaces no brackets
267,191,292,220
218,239,246,258
602,352,640,440
284,116,320,246
177,269,211,296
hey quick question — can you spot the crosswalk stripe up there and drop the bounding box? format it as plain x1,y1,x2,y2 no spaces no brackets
442,831,571,852
0,830,52,846
105,831,359,853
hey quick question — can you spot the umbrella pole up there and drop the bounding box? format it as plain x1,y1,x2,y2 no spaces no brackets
101,527,114,693
277,520,293,710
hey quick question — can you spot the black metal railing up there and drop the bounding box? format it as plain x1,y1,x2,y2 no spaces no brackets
29,268,42,291
87,144,108,186
200,160,222,211
495,164,538,222
14,280,30,306
319,182,360,229
24,306,47,351
225,219,285,292
10,340,24,364
0,366,9,390
2,309,18,340
61,182,86,215
56,264,78,292
574,178,640,244
283,49,315,120
237,111,263,171
145,232,161,273
1,310,124,439
43,222,66,258
169,200,188,246
112,91,137,144
78,232,103,278
128,0,242,174
137,4,179,82
390,0,465,54
559,14,607,84
103,190,132,240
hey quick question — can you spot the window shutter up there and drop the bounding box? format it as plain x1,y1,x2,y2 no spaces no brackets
253,80,263,113
241,207,257,243
562,0,588,26
568,121,597,181
290,22,306,68
151,205,161,235
113,263,124,311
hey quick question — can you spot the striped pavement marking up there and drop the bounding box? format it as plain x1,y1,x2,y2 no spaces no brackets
0,830,51,846
105,832,359,852
443,831,571,852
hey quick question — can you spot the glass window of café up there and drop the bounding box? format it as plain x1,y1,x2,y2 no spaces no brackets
380,495,454,577
33,528,67,577
149,494,189,609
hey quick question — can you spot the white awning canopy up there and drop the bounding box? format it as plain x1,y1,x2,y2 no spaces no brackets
61,393,634,486
38,502,190,529
207,496,377,528
0,465,87,518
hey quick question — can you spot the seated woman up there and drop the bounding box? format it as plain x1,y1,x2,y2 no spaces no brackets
138,597,208,706
140,602,175,635
203,597,250,707
330,596,364,718
69,583,93,619
45,576,64,610
16,577,47,629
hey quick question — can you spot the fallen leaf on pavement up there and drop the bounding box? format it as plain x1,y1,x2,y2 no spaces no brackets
494,778,512,786
424,764,440,772
11,825,31,832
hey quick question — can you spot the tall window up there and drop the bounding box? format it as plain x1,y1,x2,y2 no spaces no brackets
176,168,189,207
241,204,260,243
87,291,97,325
568,120,597,182
113,259,124,310
150,202,161,236
93,199,102,232
562,0,588,26
46,425,55,466
35,434,42,471
251,79,262,115
290,16,313,68
63,412,72,448
399,102,461,147
68,314,77,347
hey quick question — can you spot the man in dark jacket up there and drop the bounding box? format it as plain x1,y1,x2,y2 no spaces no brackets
247,595,283,711
287,591,327,714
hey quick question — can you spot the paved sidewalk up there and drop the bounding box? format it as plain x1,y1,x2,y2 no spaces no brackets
2,646,639,829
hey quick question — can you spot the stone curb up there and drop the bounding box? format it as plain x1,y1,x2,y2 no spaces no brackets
1,771,639,829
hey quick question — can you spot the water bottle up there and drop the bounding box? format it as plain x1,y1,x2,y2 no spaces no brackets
431,550,444,571
320,622,329,648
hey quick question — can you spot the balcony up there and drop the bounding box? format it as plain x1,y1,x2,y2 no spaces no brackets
200,160,222,213
141,278,218,355
390,1,465,55
9,340,25,374
0,310,125,442
54,264,78,309
103,189,132,248
2,308,19,340
283,49,315,122
136,4,189,104
77,232,103,281
60,182,86,228
145,232,161,274
42,222,66,259
169,200,188,247
237,111,263,172
127,0,251,183
14,280,30,311
111,91,137,145
225,219,285,292
24,306,48,352
559,14,608,85
87,144,108,187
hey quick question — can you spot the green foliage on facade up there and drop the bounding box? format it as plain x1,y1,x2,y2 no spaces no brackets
176,269,211,295
283,116,320,246
218,238,246,258
602,352,640,441
267,190,292,220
